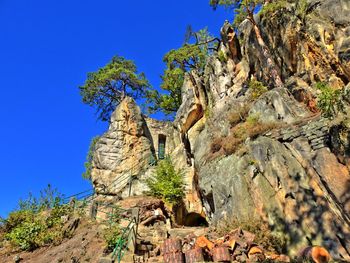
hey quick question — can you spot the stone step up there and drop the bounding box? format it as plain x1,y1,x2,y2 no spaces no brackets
136,243,154,251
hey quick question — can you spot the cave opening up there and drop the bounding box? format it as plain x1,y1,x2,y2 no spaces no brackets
184,212,209,227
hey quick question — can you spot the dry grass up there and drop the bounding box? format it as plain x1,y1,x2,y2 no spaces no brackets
215,218,287,254
227,105,250,128
210,115,281,159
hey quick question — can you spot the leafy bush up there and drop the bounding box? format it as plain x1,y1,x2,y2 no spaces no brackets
316,82,343,118
249,79,268,100
296,0,309,18
6,221,43,251
1,210,35,233
2,185,73,251
146,157,185,204
103,223,121,251
218,50,228,63
46,204,72,228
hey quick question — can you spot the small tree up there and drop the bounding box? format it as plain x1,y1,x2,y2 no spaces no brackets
80,56,150,121
146,157,185,204
82,136,100,180
316,82,343,118
147,28,218,116
248,78,268,100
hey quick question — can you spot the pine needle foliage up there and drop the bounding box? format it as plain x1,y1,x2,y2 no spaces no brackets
80,56,150,121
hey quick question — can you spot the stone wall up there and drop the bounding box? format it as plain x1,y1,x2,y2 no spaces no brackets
266,116,330,150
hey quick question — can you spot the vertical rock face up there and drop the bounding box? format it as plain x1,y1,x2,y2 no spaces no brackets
91,97,154,196
91,97,185,198
89,0,350,259
172,0,350,258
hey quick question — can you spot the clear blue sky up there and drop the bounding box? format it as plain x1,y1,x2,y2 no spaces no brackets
0,0,230,217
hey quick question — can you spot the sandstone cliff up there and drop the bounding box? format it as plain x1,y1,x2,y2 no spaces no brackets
91,0,350,259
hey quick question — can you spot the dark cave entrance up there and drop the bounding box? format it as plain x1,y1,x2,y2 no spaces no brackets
184,212,209,227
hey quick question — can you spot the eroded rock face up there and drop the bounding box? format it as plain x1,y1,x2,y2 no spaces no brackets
89,0,350,259
90,97,202,219
91,97,154,195
91,97,184,198
239,0,350,87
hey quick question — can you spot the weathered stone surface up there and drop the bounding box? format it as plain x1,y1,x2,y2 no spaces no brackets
239,0,350,87
313,148,350,215
91,97,180,197
198,134,350,259
250,88,308,124
89,1,350,260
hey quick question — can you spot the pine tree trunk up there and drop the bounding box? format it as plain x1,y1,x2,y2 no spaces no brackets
121,82,126,100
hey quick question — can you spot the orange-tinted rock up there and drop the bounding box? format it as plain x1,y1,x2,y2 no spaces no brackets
195,236,214,251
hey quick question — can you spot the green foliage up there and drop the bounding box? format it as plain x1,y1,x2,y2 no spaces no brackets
296,0,309,19
2,185,72,251
82,136,100,180
18,184,63,213
210,0,264,27
260,0,287,16
147,28,216,116
46,204,73,228
1,210,35,233
246,113,260,125
248,79,268,100
6,221,43,251
218,50,228,63
316,82,343,118
80,55,150,121
103,223,121,250
146,157,185,204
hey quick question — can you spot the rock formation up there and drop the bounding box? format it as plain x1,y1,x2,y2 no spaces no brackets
91,0,350,259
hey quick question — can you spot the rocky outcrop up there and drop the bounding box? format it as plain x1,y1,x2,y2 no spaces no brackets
90,97,203,221
90,0,350,259
91,97,183,198
239,0,350,88
172,0,350,259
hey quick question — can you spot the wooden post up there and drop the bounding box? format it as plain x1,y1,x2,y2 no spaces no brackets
89,201,98,220
127,207,140,253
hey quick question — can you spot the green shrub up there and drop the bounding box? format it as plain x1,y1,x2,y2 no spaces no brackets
210,114,281,158
249,79,268,100
146,157,185,204
316,82,343,118
6,221,43,251
297,0,309,18
18,184,63,213
46,204,72,228
103,223,121,251
2,185,73,251
1,210,35,233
